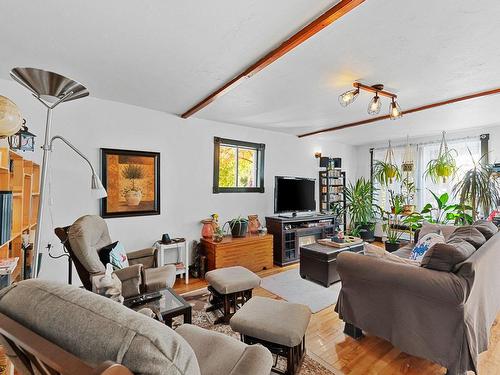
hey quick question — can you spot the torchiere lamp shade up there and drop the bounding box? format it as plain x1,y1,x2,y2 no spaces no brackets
10,67,89,103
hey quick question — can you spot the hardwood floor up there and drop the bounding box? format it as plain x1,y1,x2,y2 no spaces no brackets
173,262,500,375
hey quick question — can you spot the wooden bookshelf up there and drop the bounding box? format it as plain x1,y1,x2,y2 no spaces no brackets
318,159,347,231
0,148,40,282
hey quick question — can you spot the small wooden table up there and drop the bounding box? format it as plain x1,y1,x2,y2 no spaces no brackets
200,234,273,272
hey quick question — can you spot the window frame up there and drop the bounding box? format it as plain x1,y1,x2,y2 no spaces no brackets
213,137,265,193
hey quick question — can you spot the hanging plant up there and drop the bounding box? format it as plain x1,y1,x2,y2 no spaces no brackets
401,136,415,172
373,141,401,186
425,131,457,183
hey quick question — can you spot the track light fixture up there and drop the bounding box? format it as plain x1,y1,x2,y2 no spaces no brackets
339,82,403,119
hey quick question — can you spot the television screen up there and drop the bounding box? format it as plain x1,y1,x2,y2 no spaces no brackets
274,177,316,213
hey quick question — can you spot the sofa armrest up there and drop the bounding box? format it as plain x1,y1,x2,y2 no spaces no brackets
228,345,273,375
128,248,157,269
337,252,467,305
113,264,143,298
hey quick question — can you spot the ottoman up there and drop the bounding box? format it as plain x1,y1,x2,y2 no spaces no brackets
230,296,311,375
205,266,261,324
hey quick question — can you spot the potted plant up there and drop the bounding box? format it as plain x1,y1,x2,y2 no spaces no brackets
453,151,500,221
213,227,225,242
373,141,401,186
424,132,457,183
226,216,249,238
401,176,416,215
121,164,144,206
383,204,403,252
344,178,378,241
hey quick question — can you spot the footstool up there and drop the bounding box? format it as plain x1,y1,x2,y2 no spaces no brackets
230,296,311,375
205,266,261,324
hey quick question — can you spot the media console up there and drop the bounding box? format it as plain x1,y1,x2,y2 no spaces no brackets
265,214,337,266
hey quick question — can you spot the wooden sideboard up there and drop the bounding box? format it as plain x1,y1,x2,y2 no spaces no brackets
200,234,273,272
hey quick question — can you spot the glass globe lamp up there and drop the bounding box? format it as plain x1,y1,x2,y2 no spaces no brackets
0,95,22,138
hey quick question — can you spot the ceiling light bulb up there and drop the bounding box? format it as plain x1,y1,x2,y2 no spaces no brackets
338,89,359,107
367,93,381,115
389,99,403,120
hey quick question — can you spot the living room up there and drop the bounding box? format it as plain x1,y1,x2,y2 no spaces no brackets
1,1,500,375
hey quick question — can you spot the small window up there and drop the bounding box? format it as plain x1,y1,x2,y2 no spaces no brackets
213,137,265,193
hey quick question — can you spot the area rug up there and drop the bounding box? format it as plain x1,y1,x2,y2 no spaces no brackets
260,268,341,313
175,288,334,375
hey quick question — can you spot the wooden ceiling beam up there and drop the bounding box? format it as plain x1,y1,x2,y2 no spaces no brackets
353,82,397,99
298,87,500,138
181,0,365,119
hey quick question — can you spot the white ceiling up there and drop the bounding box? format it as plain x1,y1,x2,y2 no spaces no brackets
1,0,500,145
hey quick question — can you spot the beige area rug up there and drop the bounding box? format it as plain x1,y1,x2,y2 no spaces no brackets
175,288,334,375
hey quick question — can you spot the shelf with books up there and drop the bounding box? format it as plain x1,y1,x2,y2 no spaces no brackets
0,147,40,286
318,158,347,231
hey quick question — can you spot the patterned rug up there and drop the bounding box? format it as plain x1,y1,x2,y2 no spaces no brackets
174,288,334,375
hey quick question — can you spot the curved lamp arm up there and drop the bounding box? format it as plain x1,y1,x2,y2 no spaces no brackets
49,135,107,197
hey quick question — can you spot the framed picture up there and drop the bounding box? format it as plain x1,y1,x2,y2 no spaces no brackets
100,148,160,218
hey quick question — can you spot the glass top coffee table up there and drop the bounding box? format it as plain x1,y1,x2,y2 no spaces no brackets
124,287,192,327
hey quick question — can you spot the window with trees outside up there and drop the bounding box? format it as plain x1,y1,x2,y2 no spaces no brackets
213,137,265,193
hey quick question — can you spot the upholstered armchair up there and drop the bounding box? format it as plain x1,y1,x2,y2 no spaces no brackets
55,215,176,298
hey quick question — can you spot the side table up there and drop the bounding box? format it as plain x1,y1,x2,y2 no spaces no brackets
154,240,189,284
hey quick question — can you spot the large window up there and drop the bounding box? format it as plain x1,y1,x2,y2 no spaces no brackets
372,135,484,210
213,137,265,193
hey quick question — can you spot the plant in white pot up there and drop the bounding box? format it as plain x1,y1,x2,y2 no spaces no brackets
121,164,145,206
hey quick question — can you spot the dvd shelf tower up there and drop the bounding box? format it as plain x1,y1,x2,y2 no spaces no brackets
319,159,346,231
0,147,40,284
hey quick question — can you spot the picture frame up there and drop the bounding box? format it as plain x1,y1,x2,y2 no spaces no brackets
100,148,160,218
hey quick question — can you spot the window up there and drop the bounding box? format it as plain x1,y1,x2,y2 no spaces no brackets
213,137,265,193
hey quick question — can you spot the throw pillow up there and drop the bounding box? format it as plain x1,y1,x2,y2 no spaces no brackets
364,243,420,266
409,232,445,262
448,226,486,249
421,238,476,272
439,225,457,241
99,241,129,269
418,222,441,239
473,220,498,240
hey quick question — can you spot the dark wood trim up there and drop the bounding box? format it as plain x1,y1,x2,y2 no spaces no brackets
0,313,132,375
100,148,160,218
213,137,265,193
298,87,500,138
180,0,365,118
354,82,396,99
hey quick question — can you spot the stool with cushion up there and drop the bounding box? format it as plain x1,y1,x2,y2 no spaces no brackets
205,266,261,324
230,296,311,375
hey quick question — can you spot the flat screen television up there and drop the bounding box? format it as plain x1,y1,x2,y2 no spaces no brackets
274,176,316,214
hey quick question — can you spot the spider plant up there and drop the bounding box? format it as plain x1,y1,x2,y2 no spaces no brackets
452,151,500,221
373,160,401,186
424,149,457,183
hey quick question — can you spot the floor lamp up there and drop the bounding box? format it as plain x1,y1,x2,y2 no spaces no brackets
10,67,107,278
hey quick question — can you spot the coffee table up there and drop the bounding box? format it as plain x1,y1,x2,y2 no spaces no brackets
300,242,364,287
124,287,192,327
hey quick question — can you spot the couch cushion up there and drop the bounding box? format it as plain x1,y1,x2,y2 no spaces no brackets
418,222,456,241
364,243,420,266
448,226,486,249
421,239,476,272
473,220,498,240
0,280,200,375
230,296,311,347
205,266,261,294
410,232,445,262
176,324,272,375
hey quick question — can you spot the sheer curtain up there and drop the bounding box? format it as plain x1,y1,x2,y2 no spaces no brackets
373,136,482,211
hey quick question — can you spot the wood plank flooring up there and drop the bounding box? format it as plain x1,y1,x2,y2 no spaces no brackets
174,261,500,375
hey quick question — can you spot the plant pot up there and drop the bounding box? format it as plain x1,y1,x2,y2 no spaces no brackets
357,223,374,242
403,204,416,215
385,241,401,253
125,190,142,206
230,221,248,238
201,219,214,239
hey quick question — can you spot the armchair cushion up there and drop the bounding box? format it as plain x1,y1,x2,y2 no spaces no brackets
176,324,272,375
144,264,177,291
114,264,143,298
128,247,157,269
67,215,111,275
0,280,200,375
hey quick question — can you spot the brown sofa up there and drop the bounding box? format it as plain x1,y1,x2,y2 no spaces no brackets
335,225,500,375
0,279,273,375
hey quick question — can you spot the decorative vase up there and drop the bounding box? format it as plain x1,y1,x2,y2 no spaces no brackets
125,190,142,206
201,219,214,239
403,204,416,215
248,214,261,234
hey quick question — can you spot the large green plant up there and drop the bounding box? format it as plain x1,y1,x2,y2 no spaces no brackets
424,149,457,183
345,178,378,231
373,160,401,186
452,152,499,221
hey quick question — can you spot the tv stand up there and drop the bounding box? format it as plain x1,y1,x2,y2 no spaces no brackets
265,214,336,266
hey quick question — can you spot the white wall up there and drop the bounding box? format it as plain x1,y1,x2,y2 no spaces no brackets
354,126,500,180
0,79,357,284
